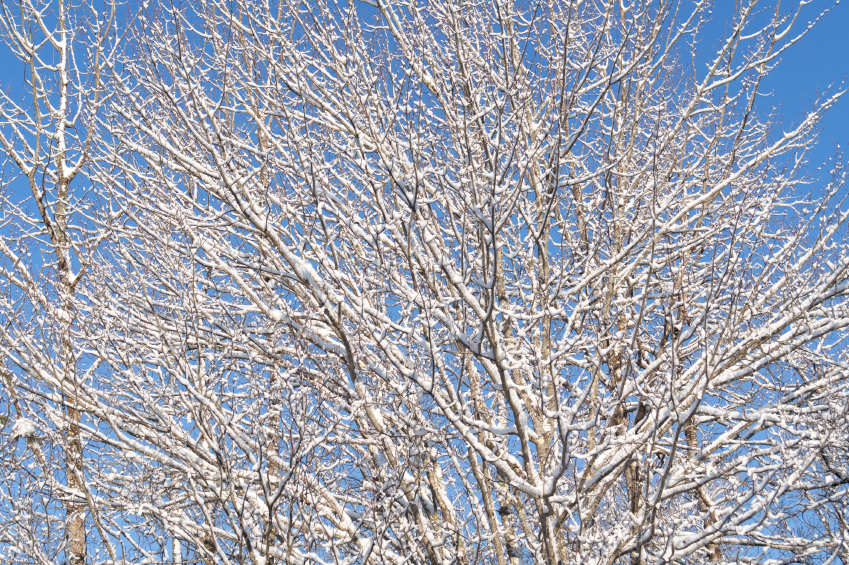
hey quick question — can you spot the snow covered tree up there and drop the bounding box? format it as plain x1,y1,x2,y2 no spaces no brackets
2,0,849,564
0,1,117,564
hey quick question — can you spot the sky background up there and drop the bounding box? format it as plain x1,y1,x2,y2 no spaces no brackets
726,0,849,170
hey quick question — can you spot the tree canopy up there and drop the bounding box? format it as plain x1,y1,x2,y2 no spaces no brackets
1,0,848,564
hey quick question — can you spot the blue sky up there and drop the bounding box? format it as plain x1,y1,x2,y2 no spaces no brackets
746,0,848,165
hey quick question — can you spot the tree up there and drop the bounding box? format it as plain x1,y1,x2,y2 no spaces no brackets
0,1,116,564
2,0,848,564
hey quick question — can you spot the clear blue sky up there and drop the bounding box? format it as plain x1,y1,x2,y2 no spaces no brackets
748,0,848,165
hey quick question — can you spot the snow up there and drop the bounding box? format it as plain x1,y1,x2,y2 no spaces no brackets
10,418,36,440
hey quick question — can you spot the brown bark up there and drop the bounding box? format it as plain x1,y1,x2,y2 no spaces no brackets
65,405,87,565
